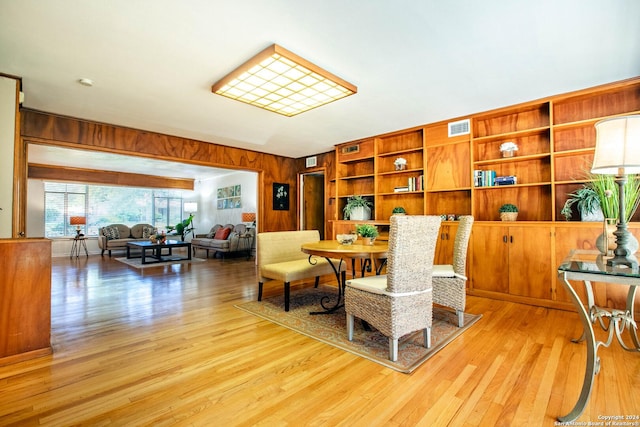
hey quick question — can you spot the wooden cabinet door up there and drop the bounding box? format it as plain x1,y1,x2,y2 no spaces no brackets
471,225,509,293
434,223,458,265
507,226,552,299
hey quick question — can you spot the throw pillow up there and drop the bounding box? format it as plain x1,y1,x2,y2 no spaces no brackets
142,225,157,239
213,227,231,240
103,226,120,240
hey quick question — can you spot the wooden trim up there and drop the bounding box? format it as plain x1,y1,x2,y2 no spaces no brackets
11,78,23,237
28,163,194,190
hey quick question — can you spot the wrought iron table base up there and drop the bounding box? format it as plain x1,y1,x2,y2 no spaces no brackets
558,271,639,423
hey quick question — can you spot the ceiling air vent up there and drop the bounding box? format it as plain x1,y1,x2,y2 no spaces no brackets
448,119,470,137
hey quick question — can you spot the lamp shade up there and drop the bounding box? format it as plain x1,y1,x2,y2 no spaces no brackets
242,212,256,222
184,202,198,212
69,216,86,225
591,115,640,175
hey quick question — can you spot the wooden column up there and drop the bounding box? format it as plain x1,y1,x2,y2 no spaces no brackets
0,238,52,365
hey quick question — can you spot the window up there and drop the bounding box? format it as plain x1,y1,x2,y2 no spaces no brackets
44,183,187,238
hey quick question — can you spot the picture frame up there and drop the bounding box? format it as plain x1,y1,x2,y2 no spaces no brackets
217,184,242,210
273,183,289,210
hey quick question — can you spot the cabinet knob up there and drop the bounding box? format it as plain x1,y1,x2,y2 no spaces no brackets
503,235,508,243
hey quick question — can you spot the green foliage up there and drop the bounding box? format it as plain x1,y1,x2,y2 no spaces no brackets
355,224,379,238
562,173,640,222
560,186,600,220
499,203,518,213
343,195,372,219
392,206,406,214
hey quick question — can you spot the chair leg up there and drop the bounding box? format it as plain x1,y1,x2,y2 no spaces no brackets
456,310,464,328
314,276,320,288
284,282,290,311
424,327,432,348
389,338,398,362
258,282,263,301
347,314,355,341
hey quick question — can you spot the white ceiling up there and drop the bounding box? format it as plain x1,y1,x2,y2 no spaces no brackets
1,0,639,178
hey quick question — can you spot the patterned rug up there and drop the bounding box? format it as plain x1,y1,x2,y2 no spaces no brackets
115,256,206,269
236,286,482,373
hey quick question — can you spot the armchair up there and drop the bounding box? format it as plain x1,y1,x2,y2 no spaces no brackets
345,215,441,362
432,215,474,327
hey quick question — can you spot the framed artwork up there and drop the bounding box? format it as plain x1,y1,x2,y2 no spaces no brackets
273,183,289,210
217,184,242,209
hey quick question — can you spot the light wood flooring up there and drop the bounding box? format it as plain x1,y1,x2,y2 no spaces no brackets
0,254,639,426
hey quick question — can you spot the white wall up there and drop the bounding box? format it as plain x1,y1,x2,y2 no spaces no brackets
192,170,258,234
0,76,17,237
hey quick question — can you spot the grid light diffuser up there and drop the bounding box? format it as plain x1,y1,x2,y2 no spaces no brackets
212,44,357,117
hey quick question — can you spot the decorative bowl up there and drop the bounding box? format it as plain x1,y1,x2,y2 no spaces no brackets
336,234,357,245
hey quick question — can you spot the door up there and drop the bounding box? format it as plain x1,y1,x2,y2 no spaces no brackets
301,173,325,240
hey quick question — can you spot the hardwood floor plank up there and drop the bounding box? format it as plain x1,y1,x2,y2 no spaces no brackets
0,256,638,426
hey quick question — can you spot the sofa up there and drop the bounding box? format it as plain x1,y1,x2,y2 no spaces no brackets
191,223,255,259
98,223,156,256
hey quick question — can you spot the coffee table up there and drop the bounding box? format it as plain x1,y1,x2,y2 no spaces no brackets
126,240,192,265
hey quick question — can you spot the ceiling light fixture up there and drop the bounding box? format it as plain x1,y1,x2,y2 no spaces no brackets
211,44,357,117
78,78,94,87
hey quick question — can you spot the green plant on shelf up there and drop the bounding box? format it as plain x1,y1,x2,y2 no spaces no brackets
498,203,518,213
343,195,373,220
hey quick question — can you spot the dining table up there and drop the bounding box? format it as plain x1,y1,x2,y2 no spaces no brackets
300,239,389,314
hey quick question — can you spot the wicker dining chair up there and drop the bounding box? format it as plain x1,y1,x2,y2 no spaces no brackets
432,215,474,327
344,215,441,362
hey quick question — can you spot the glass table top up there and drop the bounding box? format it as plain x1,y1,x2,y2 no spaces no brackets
558,249,640,278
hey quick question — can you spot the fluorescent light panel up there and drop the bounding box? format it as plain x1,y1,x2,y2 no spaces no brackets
212,44,357,117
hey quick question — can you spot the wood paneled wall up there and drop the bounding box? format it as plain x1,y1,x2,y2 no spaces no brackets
21,110,302,231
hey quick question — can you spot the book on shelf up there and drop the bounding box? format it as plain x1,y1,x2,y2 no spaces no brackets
394,186,409,192
495,175,517,186
474,170,499,187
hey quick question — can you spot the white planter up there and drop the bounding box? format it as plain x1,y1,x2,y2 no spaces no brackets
350,206,371,221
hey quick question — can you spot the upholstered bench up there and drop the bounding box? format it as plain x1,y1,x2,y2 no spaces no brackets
257,230,346,311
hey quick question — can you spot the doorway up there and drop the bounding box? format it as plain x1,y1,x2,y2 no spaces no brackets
300,171,325,240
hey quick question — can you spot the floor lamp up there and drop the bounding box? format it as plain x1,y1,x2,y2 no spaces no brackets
591,115,640,269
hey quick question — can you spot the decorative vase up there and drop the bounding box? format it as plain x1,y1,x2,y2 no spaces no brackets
500,212,518,221
595,218,639,256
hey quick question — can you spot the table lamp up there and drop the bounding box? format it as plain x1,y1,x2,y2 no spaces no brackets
591,115,640,269
69,216,86,237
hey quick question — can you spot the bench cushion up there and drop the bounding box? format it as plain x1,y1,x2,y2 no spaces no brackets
260,257,343,283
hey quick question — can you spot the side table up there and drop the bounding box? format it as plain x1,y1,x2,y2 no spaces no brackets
70,236,88,258
557,249,640,422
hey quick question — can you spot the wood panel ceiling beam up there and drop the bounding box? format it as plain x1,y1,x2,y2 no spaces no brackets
28,163,194,190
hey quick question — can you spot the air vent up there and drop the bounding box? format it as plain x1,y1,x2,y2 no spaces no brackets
341,144,360,154
448,119,470,137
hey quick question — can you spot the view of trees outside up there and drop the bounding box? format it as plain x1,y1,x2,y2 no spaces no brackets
44,183,186,237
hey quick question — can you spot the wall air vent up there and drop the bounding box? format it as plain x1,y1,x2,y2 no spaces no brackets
448,119,470,137
341,144,360,154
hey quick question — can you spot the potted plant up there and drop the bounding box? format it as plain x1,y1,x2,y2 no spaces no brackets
499,203,518,221
355,224,378,245
391,206,406,215
499,142,518,158
343,195,373,220
560,185,604,221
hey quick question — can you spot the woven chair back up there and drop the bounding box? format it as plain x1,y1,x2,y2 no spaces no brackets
386,215,442,294
452,216,474,275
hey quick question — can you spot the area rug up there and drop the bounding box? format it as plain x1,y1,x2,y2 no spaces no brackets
236,286,481,373
115,256,206,269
